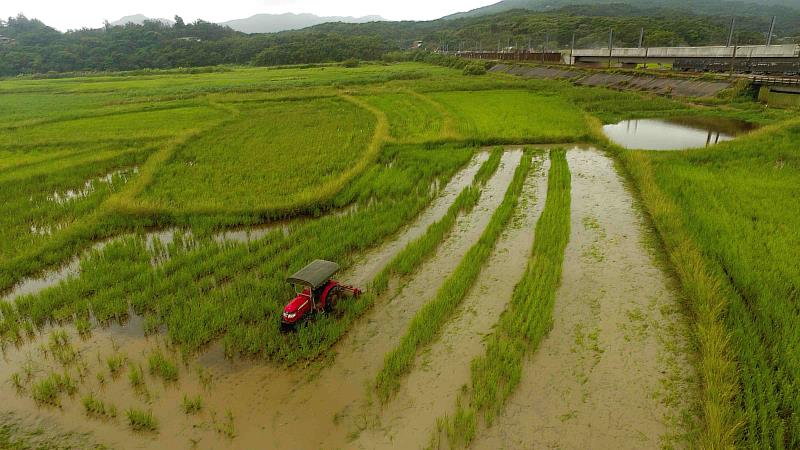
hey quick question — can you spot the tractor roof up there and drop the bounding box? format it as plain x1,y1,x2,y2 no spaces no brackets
287,260,340,289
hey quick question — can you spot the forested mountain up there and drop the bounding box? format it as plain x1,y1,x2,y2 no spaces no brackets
446,0,800,20
1,2,798,76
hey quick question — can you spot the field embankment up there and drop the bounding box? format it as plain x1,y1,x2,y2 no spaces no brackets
490,63,732,98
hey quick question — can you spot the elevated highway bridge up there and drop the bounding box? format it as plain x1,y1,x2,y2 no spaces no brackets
571,44,800,76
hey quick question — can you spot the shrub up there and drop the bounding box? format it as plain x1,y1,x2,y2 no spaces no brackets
341,58,360,68
463,63,487,76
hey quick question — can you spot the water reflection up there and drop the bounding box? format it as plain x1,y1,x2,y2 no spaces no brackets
603,117,755,150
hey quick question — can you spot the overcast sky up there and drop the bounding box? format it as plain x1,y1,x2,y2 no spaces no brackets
2,0,498,31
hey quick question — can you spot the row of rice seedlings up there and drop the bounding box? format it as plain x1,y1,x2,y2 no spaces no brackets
371,147,503,293
430,148,571,448
375,150,535,402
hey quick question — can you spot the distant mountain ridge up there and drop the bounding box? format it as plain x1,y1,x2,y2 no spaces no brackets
220,13,384,34
109,14,174,27
108,12,384,34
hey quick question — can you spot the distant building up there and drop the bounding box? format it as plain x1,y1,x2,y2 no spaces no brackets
177,37,202,42
411,40,423,49
0,35,14,44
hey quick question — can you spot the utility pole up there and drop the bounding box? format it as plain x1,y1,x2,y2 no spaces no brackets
638,27,645,48
608,29,614,69
541,37,545,64
571,32,576,66
767,15,776,46
727,17,736,47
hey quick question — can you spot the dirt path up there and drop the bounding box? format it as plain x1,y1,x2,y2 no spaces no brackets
471,147,695,450
0,151,521,450
350,150,550,449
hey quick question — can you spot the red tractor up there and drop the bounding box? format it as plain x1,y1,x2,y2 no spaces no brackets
281,259,362,329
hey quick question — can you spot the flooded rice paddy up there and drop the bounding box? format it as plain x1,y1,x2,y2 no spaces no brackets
0,150,508,449
471,147,695,449
603,116,755,150
1,148,696,449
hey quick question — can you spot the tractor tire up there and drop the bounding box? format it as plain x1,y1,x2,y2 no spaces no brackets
326,287,343,312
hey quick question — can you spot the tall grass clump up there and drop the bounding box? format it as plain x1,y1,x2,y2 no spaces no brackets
433,148,571,447
375,151,534,401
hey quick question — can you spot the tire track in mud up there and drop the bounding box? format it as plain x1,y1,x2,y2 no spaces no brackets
470,147,696,450
349,150,550,449
0,151,520,450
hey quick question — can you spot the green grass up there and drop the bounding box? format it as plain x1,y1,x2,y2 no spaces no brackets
433,148,571,447
430,90,588,144
140,96,377,213
375,150,535,402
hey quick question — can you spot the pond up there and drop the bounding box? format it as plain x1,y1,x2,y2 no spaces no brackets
603,116,756,150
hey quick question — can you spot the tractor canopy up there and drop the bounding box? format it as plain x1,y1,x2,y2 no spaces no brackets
287,260,340,289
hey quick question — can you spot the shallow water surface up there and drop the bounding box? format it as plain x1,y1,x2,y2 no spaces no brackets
603,117,755,150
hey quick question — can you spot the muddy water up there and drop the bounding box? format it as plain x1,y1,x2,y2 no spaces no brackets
0,151,519,449
603,116,755,150
350,151,550,449
471,147,696,450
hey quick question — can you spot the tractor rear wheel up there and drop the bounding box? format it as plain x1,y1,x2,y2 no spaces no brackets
326,287,343,312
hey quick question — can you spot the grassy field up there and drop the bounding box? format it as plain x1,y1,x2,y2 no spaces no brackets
0,60,798,448
140,96,377,213
617,120,800,448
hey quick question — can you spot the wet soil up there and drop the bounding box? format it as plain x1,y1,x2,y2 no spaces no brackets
0,151,520,449
349,150,550,449
471,147,696,450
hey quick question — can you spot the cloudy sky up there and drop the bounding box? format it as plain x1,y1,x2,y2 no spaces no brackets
2,0,498,31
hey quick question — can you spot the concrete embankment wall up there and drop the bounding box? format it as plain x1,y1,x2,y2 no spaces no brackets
490,63,732,98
